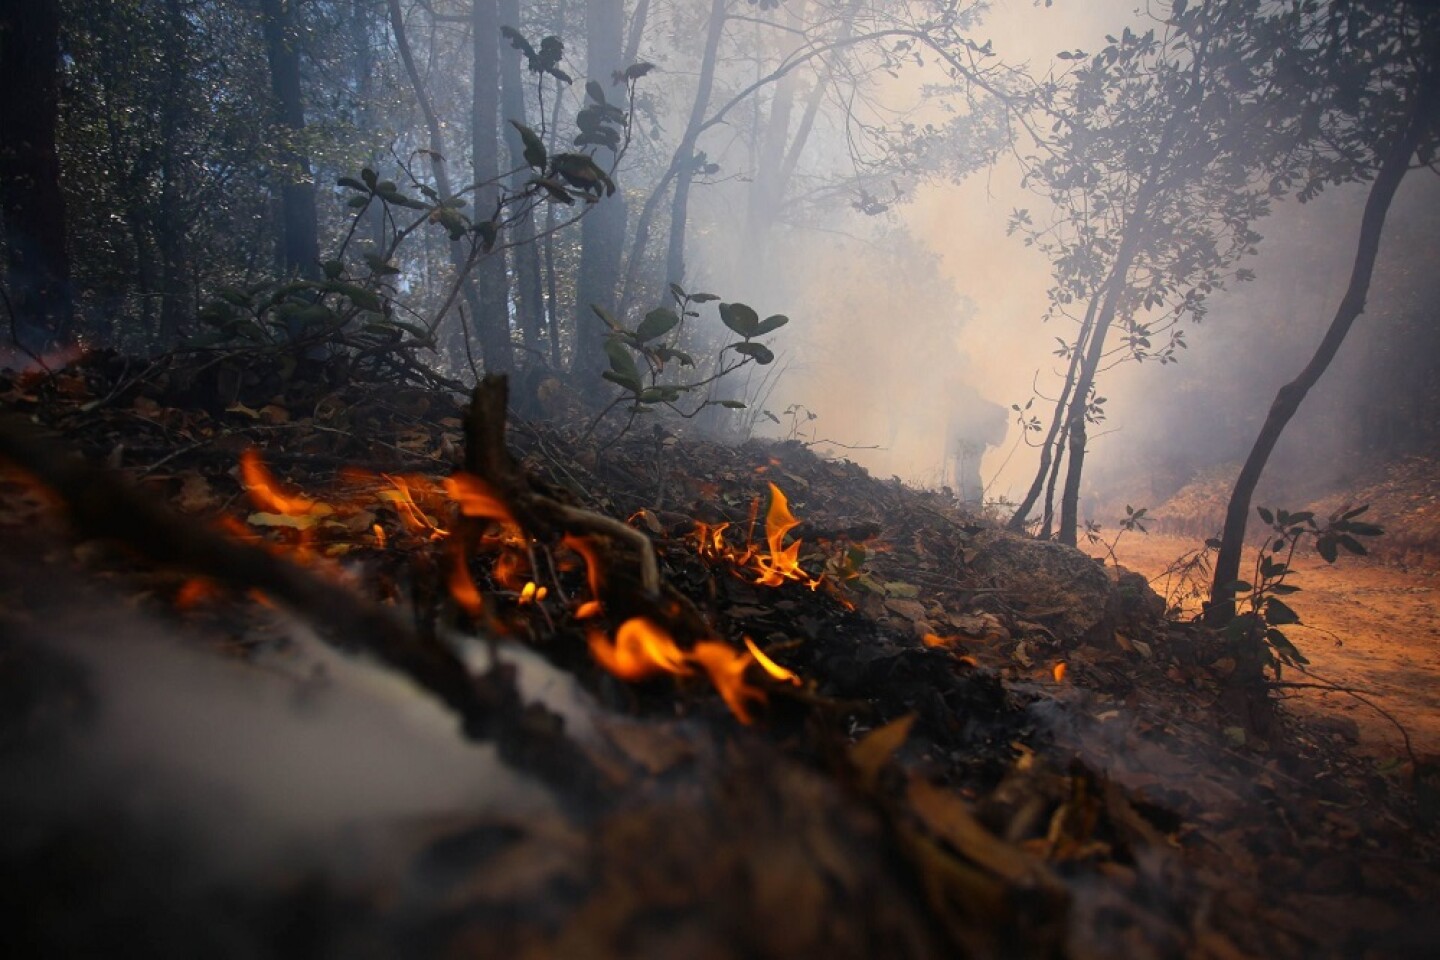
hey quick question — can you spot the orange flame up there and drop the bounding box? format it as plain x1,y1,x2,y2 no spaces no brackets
754,483,818,588
587,617,693,681
444,473,518,531
586,618,802,724
447,546,485,618
239,449,316,516
744,636,800,685
1052,661,1068,684
690,641,766,724
690,484,821,590
382,473,446,539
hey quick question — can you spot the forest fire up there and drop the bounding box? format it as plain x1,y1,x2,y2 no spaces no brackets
691,481,823,590
226,449,800,723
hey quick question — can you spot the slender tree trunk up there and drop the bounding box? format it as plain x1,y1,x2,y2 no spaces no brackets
499,0,545,363
387,0,489,368
0,0,73,352
473,0,513,373
258,0,321,282
543,70,565,369
571,0,628,391
622,0,649,68
660,0,728,302
156,0,189,343
1007,296,1096,533
1206,68,1438,625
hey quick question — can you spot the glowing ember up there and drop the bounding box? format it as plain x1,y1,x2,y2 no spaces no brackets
922,632,952,648
1053,661,1068,684
744,636,800,685
175,577,221,609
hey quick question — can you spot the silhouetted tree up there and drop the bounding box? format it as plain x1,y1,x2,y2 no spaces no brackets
0,0,73,352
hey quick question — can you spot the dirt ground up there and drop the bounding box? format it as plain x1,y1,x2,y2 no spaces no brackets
1088,533,1440,760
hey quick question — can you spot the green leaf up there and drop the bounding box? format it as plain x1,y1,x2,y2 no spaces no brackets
1316,537,1338,563
752,314,790,337
586,79,607,105
321,259,344,280
347,195,371,208
624,62,656,81
655,346,694,367
1270,583,1302,595
435,207,468,241
718,400,746,409
601,370,642,394
323,281,382,313
1343,521,1384,537
1256,506,1274,525
689,292,720,303
635,307,680,342
529,177,575,204
604,338,642,383
337,176,369,193
363,253,401,276
732,341,775,364
509,120,547,169
361,168,378,189
719,302,760,338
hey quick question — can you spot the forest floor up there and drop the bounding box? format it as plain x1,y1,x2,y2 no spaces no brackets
4,350,1440,957
1089,533,1440,761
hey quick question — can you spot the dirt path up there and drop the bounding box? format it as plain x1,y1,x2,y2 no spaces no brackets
1088,533,1440,760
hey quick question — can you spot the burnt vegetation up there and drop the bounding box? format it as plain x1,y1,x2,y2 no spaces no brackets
2,0,1439,956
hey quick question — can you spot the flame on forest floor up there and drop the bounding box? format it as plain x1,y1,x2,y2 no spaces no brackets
691,482,823,590
586,617,797,724
214,448,800,724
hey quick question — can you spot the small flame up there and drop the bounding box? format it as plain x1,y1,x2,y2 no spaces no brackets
587,617,693,681
1053,661,1068,683
519,581,547,605
372,523,387,548
444,473,518,531
754,483,816,588
744,636,800,685
447,546,485,617
922,632,954,648
690,641,766,724
381,473,446,539
239,449,316,516
690,484,820,590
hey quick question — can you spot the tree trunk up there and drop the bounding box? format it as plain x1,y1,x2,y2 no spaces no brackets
499,0,545,364
1006,297,1096,533
156,0,190,344
660,0,728,302
473,0,513,374
571,0,628,392
258,0,321,282
1206,67,1438,625
0,0,73,352
386,0,489,369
